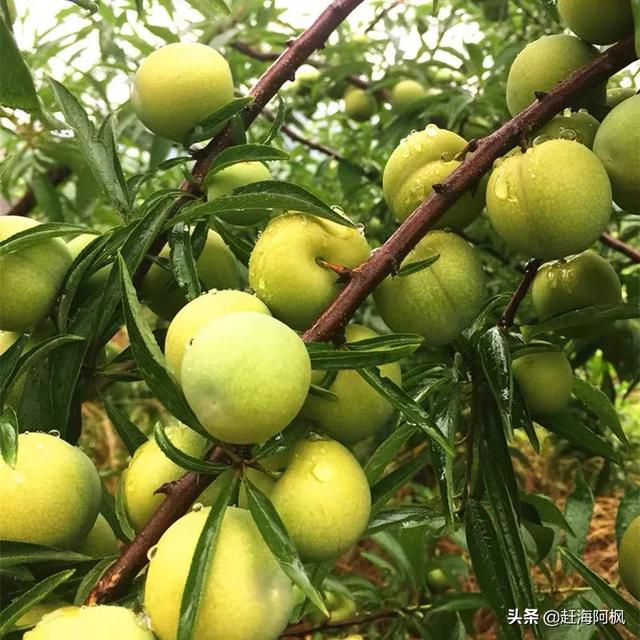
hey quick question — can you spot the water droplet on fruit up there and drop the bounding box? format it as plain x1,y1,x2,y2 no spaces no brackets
559,128,578,141
425,123,439,136
48,429,61,438
532,135,551,146
440,152,453,162
311,463,333,483
493,157,504,168
191,502,204,512
493,173,510,201
147,545,158,561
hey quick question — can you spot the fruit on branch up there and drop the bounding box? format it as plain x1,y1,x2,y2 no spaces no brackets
343,86,377,121
270,437,371,562
537,109,600,148
426,567,450,590
239,467,276,508
165,289,270,384
618,514,640,600
0,216,72,332
374,231,486,347
77,513,119,557
181,312,311,443
0,432,101,548
24,605,154,640
302,324,402,444
141,229,239,321
486,139,612,260
606,86,637,109
557,0,633,45
205,161,273,225
506,35,605,116
512,351,574,416
66,233,110,298
248,213,370,330
130,42,234,142
390,80,428,116
531,251,622,324
323,590,357,623
144,506,294,640
121,423,206,532
593,95,640,214
383,125,485,228
294,65,321,86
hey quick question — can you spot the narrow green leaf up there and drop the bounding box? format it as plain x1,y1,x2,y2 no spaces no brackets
0,406,19,468
169,223,201,301
73,558,114,606
0,15,38,110
0,542,91,568
573,378,628,446
262,97,287,145
251,420,310,462
153,423,226,474
564,467,594,558
365,505,443,536
206,144,288,177
615,486,640,549
430,395,458,525
371,453,429,513
114,473,136,542
365,422,418,484
397,254,440,277
521,493,575,536
0,334,26,406
245,480,328,616
0,223,89,257
183,96,252,145
308,384,338,401
102,396,147,455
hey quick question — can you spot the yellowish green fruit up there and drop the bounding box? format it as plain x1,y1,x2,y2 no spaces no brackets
374,231,486,346
66,233,110,297
24,605,153,640
0,432,101,548
531,251,622,322
145,507,293,640
122,423,206,532
344,87,377,122
182,312,311,444
131,42,234,142
593,95,640,214
248,213,370,330
486,139,612,259
383,126,485,228
537,109,600,149
558,0,633,45
141,229,238,321
205,161,273,224
15,602,66,630
271,438,371,562
506,35,604,116
426,567,450,589
512,352,574,416
619,514,640,600
77,514,119,556
0,216,72,332
390,80,428,116
239,467,277,508
302,324,402,444
165,289,270,384
606,87,637,109
324,590,357,622
295,66,320,84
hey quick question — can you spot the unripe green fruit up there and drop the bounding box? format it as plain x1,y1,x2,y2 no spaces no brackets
122,423,206,532
25,605,153,640
374,231,486,347
506,35,604,116
0,216,72,332
607,87,637,109
558,0,633,45
141,229,238,321
619,514,640,600
593,96,640,214
486,139,612,259
15,601,66,630
145,507,293,640
0,432,101,548
205,162,273,225
390,80,428,116
77,513,119,556
426,567,450,589
67,233,110,297
512,352,573,416
131,42,234,142
248,213,370,330
295,66,320,84
302,324,402,444
182,312,311,443
344,87,377,122
165,289,270,384
537,110,600,149
599,320,640,380
271,438,371,562
531,251,622,323
239,467,276,508
324,590,357,622
383,126,485,228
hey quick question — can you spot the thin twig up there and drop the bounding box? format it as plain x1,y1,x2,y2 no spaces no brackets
364,0,404,33
498,258,543,330
600,232,640,263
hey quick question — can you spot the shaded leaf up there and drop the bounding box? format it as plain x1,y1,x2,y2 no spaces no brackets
0,16,38,110
573,378,628,446
102,396,147,455
0,406,18,468
183,96,252,145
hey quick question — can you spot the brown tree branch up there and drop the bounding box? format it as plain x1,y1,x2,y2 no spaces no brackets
2,166,72,217
364,0,404,33
303,36,637,343
498,258,543,330
600,232,640,263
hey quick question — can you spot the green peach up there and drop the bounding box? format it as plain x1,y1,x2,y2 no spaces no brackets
181,312,311,444
390,80,428,116
0,216,72,332
512,351,574,416
270,438,371,562
486,139,612,259
344,86,377,122
144,507,293,640
77,513,119,557
131,42,234,142
15,602,66,630
537,110,600,148
426,567,450,589
619,514,640,600
165,289,270,384
302,324,402,444
248,213,370,330
593,95,640,214
122,423,206,532
66,233,110,297
606,87,637,109
531,251,622,322
25,606,153,640
558,0,633,45
0,432,101,548
506,35,604,116
239,467,277,508
374,231,486,346
383,126,485,228
141,229,239,321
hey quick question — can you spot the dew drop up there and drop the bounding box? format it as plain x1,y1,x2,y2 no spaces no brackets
559,128,578,141
147,545,158,561
493,174,510,201
425,123,439,137
311,463,333,483
191,502,204,513
48,429,61,438
532,135,551,146
440,152,453,162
